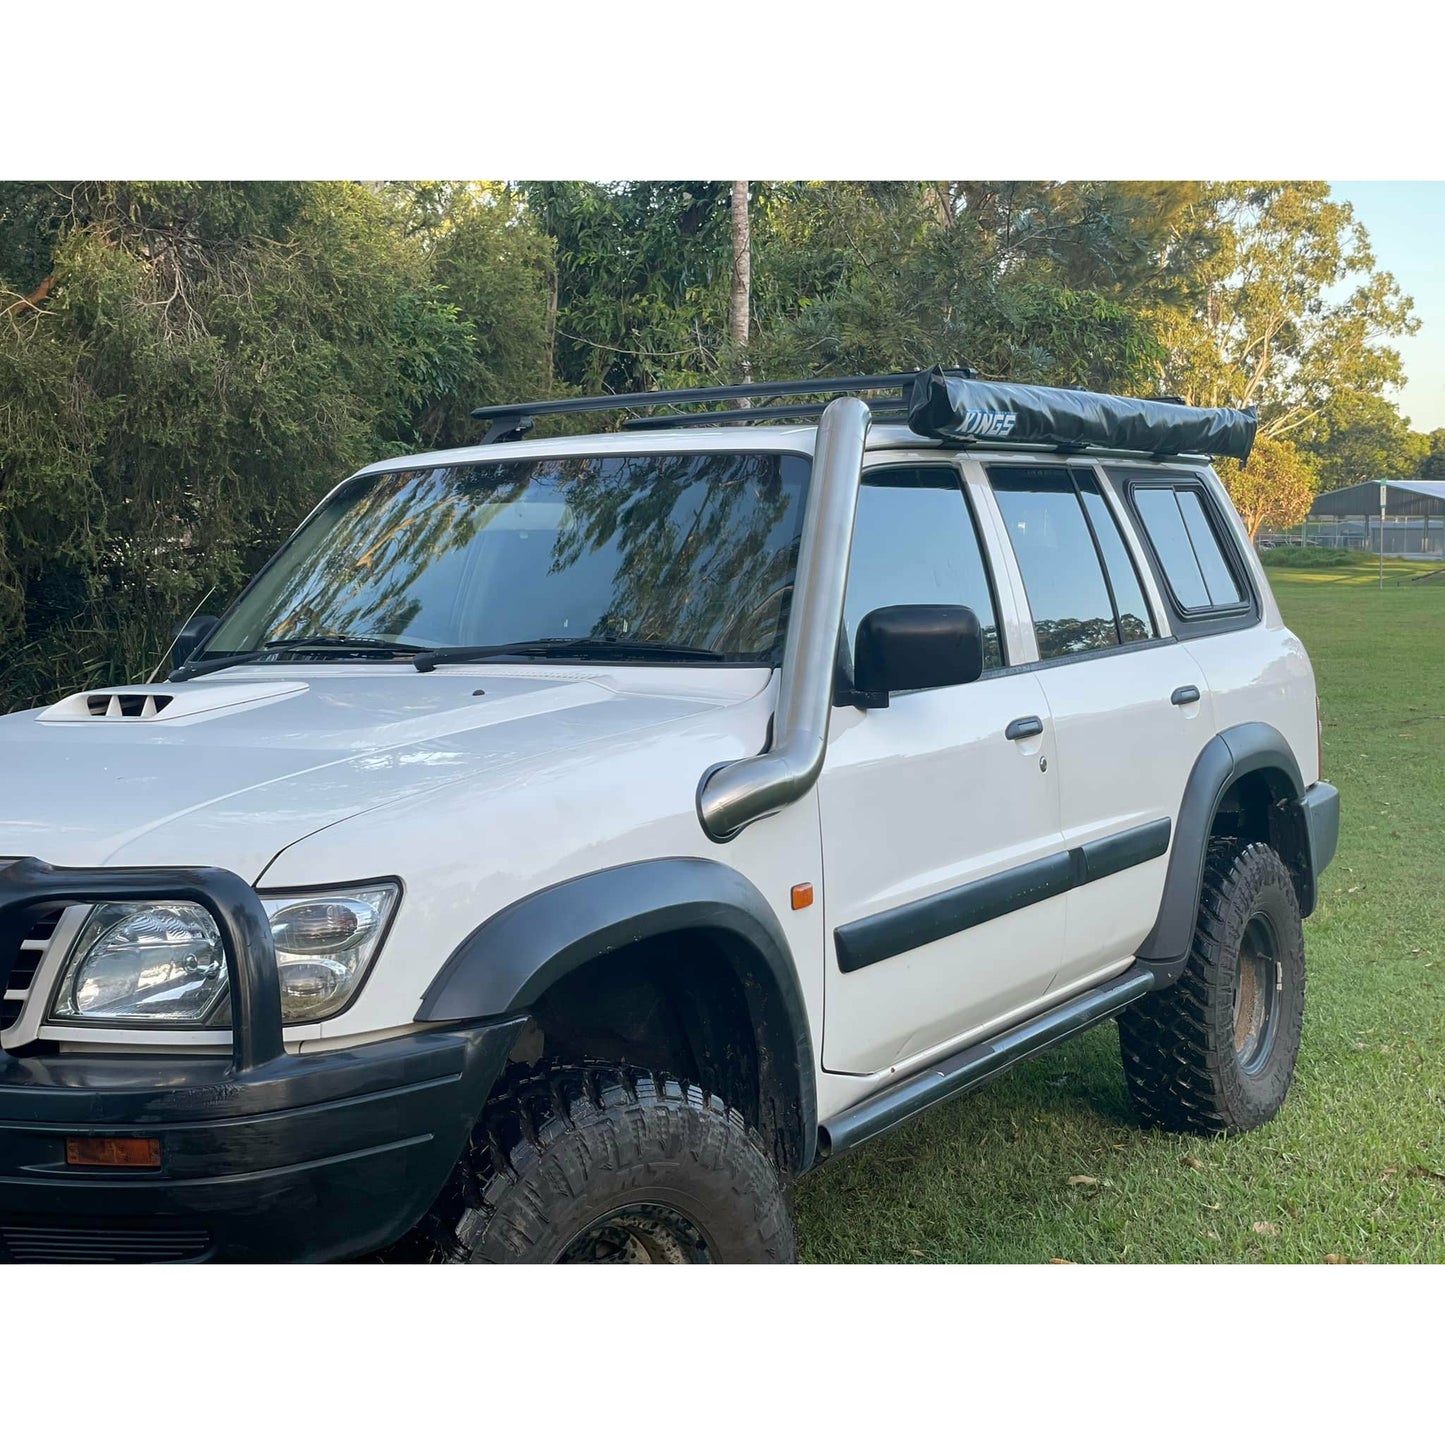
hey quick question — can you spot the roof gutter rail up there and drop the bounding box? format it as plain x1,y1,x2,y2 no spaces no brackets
697,396,871,842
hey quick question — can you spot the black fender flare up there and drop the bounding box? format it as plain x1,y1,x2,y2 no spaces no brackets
415,857,818,1172
1136,722,1306,987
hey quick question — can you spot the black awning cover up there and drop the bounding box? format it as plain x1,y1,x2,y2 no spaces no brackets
906,367,1257,461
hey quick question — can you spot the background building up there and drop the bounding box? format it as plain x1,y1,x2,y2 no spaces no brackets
1295,480,1445,557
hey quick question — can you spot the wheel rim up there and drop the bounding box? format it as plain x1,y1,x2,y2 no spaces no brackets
1232,912,1281,1073
556,1204,713,1264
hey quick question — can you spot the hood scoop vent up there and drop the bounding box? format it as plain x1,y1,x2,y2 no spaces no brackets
39,680,308,724
86,692,174,718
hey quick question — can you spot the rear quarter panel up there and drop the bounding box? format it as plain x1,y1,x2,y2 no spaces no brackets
1187,474,1319,786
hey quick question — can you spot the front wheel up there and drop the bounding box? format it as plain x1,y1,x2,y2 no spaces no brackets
412,1065,796,1263
1118,840,1306,1134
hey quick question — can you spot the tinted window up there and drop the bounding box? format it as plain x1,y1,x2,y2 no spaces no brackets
843,467,1003,671
1132,488,1211,608
202,452,810,666
1077,478,1156,644
990,468,1119,660
1177,489,1244,605
1132,485,1244,611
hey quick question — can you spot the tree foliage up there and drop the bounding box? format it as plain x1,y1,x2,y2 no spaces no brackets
1155,183,1417,440
0,181,551,707
1418,429,1445,481
750,182,1167,391
1297,390,1428,491
1216,437,1319,541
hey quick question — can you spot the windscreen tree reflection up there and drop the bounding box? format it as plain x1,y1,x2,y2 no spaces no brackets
204,452,810,664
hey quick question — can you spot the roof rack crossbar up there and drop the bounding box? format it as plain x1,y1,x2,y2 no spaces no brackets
471,369,976,424
620,403,909,431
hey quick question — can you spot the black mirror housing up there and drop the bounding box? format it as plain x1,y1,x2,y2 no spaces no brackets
173,614,221,670
851,604,984,706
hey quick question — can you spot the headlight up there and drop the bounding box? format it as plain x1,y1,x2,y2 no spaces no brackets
50,884,399,1027
51,903,227,1023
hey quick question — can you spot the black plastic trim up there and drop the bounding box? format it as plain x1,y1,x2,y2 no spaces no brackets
1075,818,1172,886
835,854,1072,975
834,818,1172,975
819,964,1154,1156
1301,781,1341,888
415,857,818,1172
1135,722,1309,984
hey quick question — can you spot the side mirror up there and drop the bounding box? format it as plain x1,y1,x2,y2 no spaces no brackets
849,604,984,707
172,614,220,669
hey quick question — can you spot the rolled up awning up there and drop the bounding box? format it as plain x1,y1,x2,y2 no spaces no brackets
907,367,1258,460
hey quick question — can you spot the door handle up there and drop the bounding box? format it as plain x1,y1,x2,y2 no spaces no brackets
1171,685,1201,706
1005,715,1044,741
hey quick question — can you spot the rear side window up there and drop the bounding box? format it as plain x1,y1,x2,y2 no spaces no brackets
844,466,1004,670
989,466,1158,661
1132,484,1245,611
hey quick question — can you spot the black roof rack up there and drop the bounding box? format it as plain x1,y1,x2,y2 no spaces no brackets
471,369,976,443
467,367,1257,461
621,402,911,431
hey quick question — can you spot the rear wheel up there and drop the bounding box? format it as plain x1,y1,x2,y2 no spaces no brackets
1118,840,1306,1134
408,1064,795,1263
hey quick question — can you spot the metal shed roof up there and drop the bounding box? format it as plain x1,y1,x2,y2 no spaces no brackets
1308,479,1445,517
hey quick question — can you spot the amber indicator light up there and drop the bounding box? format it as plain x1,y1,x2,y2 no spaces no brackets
790,883,814,911
66,1137,162,1169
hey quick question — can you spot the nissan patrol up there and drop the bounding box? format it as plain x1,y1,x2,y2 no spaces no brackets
0,368,1340,1263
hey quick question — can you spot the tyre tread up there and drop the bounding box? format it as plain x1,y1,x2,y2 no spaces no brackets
1118,839,1305,1135
408,1062,795,1263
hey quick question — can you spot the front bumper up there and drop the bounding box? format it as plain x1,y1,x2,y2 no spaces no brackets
0,1021,522,1262
0,857,522,1262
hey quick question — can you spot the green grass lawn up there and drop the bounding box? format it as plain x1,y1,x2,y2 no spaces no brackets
794,568,1445,1263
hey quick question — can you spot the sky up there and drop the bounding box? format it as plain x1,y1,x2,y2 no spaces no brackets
1328,181,1445,433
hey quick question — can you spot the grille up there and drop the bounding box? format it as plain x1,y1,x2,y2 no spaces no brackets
1,910,62,1033
0,1219,213,1264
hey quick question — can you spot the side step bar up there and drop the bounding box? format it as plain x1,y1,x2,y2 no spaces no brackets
817,964,1155,1159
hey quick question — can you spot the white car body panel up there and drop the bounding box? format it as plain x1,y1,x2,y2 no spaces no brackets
818,673,1063,1075
1037,641,1213,989
0,669,750,879
1187,475,1320,788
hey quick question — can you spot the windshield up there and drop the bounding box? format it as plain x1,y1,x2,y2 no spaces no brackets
201,451,811,666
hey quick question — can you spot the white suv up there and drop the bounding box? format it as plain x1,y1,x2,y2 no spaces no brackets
0,369,1339,1263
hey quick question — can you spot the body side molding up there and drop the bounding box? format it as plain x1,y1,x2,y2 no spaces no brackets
416,857,818,1171
835,817,1171,975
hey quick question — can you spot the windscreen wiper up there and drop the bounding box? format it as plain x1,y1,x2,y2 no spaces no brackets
171,634,427,682
412,637,729,672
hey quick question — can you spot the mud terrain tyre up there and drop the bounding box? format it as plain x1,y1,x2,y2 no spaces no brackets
1118,840,1305,1134
415,1065,795,1263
